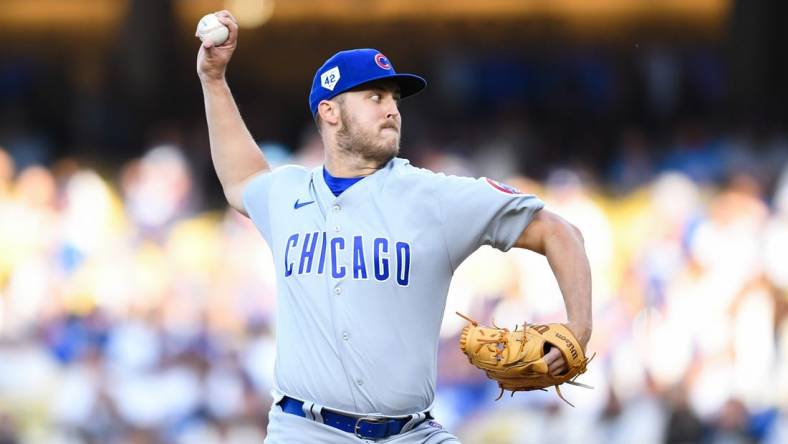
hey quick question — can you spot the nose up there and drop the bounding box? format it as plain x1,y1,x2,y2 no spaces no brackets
384,97,400,120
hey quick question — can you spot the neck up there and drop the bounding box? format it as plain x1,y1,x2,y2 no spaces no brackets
323,146,388,178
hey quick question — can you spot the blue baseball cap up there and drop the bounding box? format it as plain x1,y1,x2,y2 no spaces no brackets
309,48,427,116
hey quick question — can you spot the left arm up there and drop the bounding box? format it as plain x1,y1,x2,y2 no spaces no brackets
515,209,592,371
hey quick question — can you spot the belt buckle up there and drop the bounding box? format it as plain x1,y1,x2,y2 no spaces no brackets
354,415,389,439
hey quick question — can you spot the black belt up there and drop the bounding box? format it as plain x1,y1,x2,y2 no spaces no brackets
277,396,431,440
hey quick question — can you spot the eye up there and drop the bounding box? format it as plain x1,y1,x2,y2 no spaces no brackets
370,94,381,102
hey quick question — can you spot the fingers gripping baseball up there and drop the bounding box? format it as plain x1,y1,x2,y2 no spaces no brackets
196,10,240,81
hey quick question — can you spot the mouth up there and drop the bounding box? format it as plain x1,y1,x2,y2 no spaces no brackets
381,125,400,134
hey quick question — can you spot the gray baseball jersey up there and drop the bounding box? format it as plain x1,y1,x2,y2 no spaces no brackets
242,157,544,416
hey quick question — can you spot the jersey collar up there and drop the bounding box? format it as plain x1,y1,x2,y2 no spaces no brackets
310,157,404,205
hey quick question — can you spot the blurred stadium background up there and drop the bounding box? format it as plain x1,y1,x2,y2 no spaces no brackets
2,0,788,443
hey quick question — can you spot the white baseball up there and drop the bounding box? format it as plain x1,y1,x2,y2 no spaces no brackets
196,13,229,46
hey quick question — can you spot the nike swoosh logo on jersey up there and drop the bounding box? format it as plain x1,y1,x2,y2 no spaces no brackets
294,199,315,209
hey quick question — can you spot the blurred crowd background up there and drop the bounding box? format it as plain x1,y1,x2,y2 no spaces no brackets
2,0,788,443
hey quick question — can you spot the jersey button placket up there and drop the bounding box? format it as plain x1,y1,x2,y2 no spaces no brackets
327,203,344,281
324,200,355,396
331,202,342,231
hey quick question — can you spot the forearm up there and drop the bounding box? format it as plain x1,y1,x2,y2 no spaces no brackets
201,78,269,195
543,220,593,346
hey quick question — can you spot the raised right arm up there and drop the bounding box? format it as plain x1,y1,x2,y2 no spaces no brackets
197,10,270,215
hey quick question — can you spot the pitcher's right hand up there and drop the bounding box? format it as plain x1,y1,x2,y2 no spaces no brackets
196,10,239,82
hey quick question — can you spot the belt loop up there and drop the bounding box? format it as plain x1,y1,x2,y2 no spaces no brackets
400,412,426,433
312,403,325,423
301,401,315,421
270,389,285,405
301,400,326,423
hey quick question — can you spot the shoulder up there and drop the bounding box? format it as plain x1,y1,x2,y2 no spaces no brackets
391,160,542,208
272,163,311,179
392,159,485,195
386,158,444,196
389,158,455,183
247,164,309,188
243,164,311,206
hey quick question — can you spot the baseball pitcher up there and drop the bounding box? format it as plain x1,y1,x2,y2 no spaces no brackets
197,11,593,443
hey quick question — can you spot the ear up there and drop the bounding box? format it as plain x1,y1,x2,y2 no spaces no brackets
317,99,341,126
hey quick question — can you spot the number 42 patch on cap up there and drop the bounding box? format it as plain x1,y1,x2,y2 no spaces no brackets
485,177,522,195
321,66,340,91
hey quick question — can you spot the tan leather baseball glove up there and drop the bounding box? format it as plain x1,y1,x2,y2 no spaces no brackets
456,312,594,406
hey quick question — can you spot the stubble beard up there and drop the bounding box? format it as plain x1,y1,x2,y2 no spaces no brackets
336,112,400,168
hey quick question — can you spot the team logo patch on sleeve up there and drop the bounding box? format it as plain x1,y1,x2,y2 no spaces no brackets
485,177,522,195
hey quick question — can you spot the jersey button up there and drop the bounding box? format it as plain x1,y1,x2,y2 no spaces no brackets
334,287,342,295
334,225,341,232
342,332,349,341
333,205,341,212
356,379,363,386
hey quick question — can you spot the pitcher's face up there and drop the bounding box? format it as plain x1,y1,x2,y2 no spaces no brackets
335,80,402,166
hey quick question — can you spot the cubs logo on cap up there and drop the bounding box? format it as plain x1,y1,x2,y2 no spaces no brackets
309,48,427,116
374,53,392,70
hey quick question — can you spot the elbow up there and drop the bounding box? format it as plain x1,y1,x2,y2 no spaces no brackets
568,221,584,246
517,210,584,254
545,216,585,254
547,211,583,242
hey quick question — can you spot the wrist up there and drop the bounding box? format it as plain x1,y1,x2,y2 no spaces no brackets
565,320,592,349
199,72,228,86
